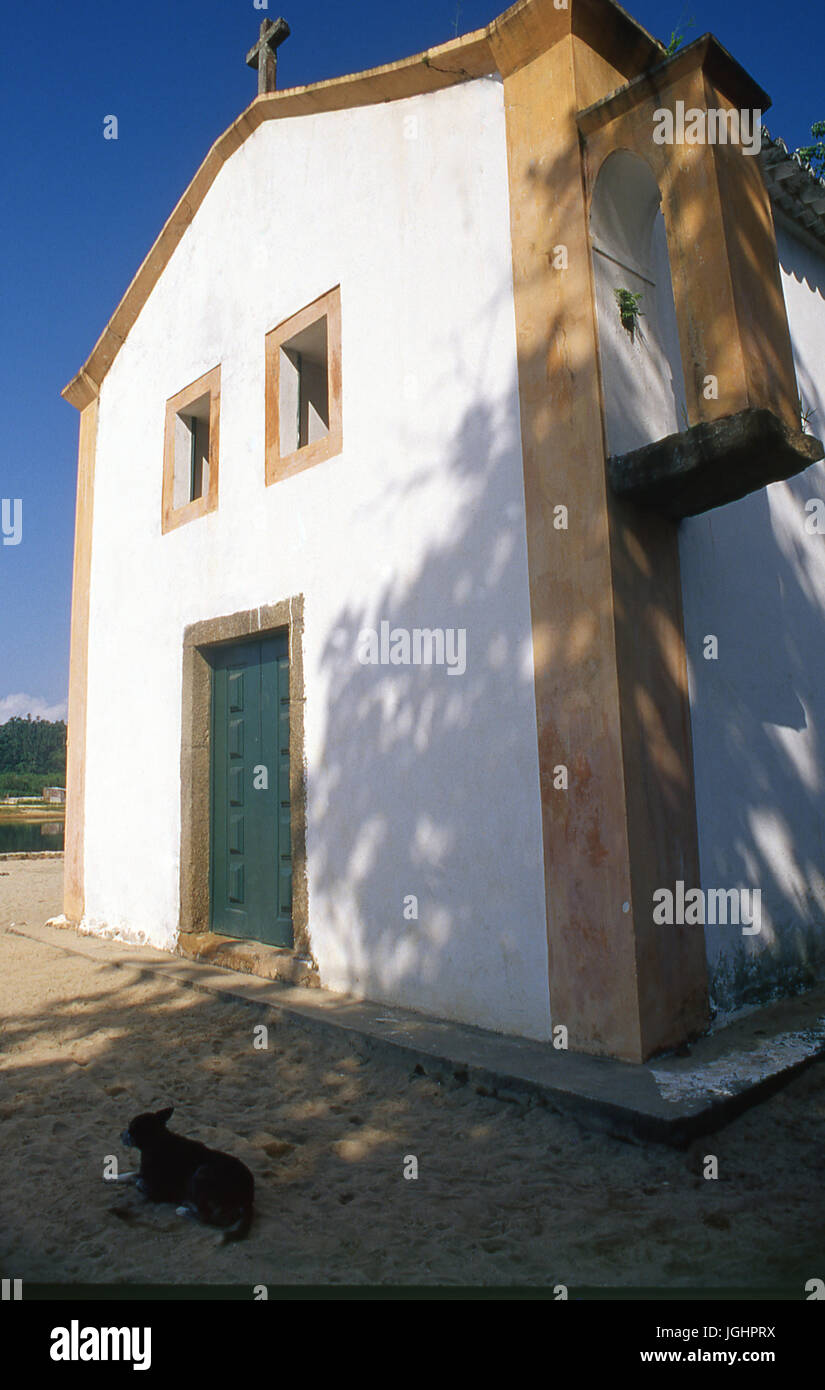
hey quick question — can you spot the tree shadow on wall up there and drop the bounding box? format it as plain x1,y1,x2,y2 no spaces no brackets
310,361,553,1038
309,122,825,1041
680,471,825,1014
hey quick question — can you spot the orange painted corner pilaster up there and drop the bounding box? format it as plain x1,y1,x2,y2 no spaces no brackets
64,395,99,923
705,77,801,430
501,37,646,1060
606,494,709,1058
502,25,716,1061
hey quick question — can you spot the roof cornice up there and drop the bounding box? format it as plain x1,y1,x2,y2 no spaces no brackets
577,33,771,136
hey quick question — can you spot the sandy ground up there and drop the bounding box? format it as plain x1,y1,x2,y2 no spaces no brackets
1,858,824,1292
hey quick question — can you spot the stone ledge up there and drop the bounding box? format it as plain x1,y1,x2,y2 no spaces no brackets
608,408,824,518
11,917,822,1145
175,931,319,989
11,918,825,1148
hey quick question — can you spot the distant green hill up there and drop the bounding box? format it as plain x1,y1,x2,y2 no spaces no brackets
0,716,67,796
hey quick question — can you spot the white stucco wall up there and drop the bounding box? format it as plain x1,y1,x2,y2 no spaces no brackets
82,78,552,1040
679,220,825,1018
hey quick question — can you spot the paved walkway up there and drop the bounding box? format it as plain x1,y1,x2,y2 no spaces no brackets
19,914,825,1145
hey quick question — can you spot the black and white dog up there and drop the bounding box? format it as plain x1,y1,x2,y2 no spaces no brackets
118,1107,254,1242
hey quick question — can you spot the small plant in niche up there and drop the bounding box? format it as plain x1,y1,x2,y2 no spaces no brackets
614,287,644,341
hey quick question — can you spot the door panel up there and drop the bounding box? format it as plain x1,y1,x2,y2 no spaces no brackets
210,633,293,947
276,652,292,921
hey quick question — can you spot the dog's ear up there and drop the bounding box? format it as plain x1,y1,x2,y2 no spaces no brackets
157,1107,174,1125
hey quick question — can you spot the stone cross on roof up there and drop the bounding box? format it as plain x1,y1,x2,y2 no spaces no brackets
246,17,291,95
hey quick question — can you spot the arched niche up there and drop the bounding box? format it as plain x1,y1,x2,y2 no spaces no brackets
590,150,687,459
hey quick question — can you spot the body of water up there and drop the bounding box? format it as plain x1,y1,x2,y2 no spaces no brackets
0,820,65,853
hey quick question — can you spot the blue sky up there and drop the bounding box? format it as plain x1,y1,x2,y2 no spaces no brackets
0,0,822,722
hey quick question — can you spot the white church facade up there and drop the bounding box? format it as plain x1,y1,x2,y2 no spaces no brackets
63,0,825,1063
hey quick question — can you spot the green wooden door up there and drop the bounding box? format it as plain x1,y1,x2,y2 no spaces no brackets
210,634,292,947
